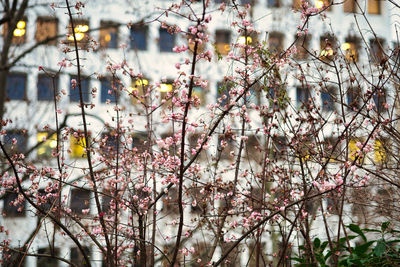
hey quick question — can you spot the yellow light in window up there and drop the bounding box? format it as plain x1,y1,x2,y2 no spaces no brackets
374,140,386,163
70,135,86,158
17,21,26,29
68,32,85,41
75,24,89,33
128,87,136,93
37,132,57,156
321,49,333,57
13,28,25,37
160,83,172,92
315,0,324,9
224,44,231,52
341,42,351,50
238,36,252,45
136,79,149,86
105,33,111,42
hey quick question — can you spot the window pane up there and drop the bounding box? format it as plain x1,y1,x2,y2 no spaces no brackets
4,130,27,154
38,75,58,101
67,19,89,48
368,0,380,14
2,247,25,266
342,37,360,62
373,87,386,113
294,34,311,59
347,86,361,110
129,77,149,105
37,132,57,157
130,25,148,50
370,38,385,63
2,19,27,44
6,73,26,100
70,189,90,214
70,135,86,158
216,81,231,107
70,75,90,102
267,0,280,7
343,0,356,13
70,247,90,266
320,34,336,61
132,132,148,154
100,78,117,103
35,17,58,45
99,21,118,49
3,192,26,217
296,86,310,106
159,28,175,52
268,32,284,54
321,87,335,111
215,30,231,55
37,247,59,267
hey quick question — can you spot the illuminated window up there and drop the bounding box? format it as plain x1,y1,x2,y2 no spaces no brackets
343,0,356,13
99,21,118,49
70,247,90,266
370,38,385,63
129,77,149,105
37,247,59,267
294,34,311,59
4,130,27,154
268,32,284,54
3,192,26,217
159,27,175,52
267,0,280,8
130,25,148,50
38,75,58,101
159,80,174,106
374,139,388,163
4,19,27,44
67,19,89,47
70,75,90,103
35,17,58,45
70,189,90,214
215,29,231,56
347,86,361,110
315,0,332,10
321,86,336,111
368,0,380,14
320,34,336,61
348,139,363,162
70,134,86,158
37,132,57,157
100,77,117,103
341,37,360,62
6,73,26,100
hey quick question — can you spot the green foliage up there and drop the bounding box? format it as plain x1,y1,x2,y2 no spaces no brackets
292,222,400,266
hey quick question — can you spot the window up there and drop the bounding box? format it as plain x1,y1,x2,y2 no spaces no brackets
321,86,335,111
70,134,86,158
162,187,178,214
2,247,25,266
159,80,174,106
101,194,113,214
348,139,364,162
35,17,58,45
100,77,117,103
6,73,26,100
3,192,26,217
38,75,58,101
217,134,236,160
67,19,89,47
347,86,361,110
129,77,149,105
373,87,386,113
215,30,231,56
294,34,311,60
70,189,91,214
267,0,280,8
100,131,118,155
296,86,310,107
246,135,262,163
374,139,388,163
323,137,341,161
70,247,90,266
2,20,27,44
37,247,59,267
216,81,232,107
37,132,57,157
268,32,284,54
99,21,118,49
315,0,331,10
368,0,380,14
37,189,58,215
70,75,90,103
132,132,148,154
130,25,148,50
159,27,175,52
293,0,302,10
370,38,385,63
343,0,356,13
268,136,286,160
320,34,336,61
342,37,360,62
192,86,205,106
4,130,27,154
